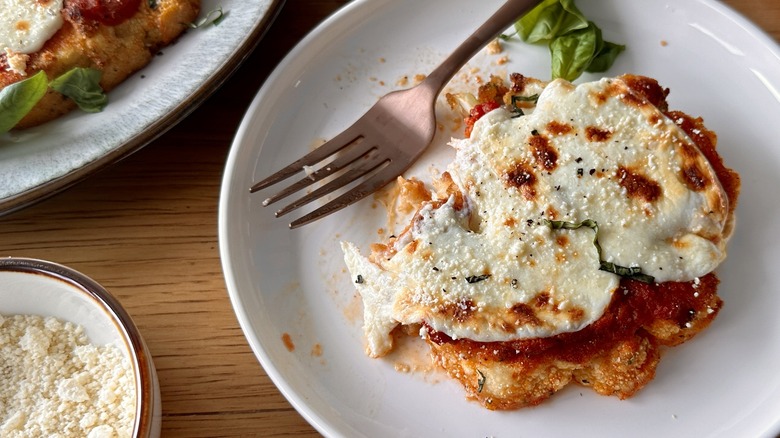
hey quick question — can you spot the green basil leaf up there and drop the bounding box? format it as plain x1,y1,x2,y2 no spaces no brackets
586,40,626,73
591,20,605,57
513,0,627,82
49,67,107,113
542,218,655,283
0,71,49,134
515,0,588,43
549,22,598,81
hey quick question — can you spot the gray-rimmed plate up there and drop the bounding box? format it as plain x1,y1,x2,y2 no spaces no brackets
0,0,284,214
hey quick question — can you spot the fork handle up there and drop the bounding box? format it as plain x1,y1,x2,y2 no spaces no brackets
422,0,541,94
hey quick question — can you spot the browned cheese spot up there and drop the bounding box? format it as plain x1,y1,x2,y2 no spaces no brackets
369,242,396,261
15,20,31,32
534,292,552,309
585,126,612,142
567,307,586,323
617,86,649,108
667,110,739,222
671,238,690,250
648,113,662,126
439,299,476,323
529,134,558,171
676,142,711,192
504,163,538,201
510,303,543,327
546,120,573,136
590,91,608,106
682,164,709,191
617,166,662,203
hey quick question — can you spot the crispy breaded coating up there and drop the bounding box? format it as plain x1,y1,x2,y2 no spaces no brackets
429,340,578,409
572,335,660,400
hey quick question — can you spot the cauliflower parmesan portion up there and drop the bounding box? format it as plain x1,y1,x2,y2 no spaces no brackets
342,74,740,409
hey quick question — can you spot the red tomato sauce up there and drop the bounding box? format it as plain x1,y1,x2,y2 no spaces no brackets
426,274,721,366
65,0,142,26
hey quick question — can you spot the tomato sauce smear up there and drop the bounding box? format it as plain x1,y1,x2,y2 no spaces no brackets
65,0,142,26
464,101,500,138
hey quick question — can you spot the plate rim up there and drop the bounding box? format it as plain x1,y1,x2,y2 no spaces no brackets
220,3,361,434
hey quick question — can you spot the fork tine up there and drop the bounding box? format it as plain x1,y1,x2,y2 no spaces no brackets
249,124,364,193
262,142,379,206
288,160,408,228
275,149,388,218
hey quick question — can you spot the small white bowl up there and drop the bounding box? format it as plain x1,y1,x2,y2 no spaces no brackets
0,257,161,438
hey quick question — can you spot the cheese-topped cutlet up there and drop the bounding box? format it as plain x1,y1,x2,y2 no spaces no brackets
342,74,740,409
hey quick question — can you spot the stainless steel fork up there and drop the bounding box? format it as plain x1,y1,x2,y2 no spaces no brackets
250,0,540,228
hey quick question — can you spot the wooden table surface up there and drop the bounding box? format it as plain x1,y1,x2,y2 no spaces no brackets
1,1,777,436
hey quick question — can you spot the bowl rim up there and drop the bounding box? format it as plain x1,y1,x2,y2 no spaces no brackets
0,257,157,438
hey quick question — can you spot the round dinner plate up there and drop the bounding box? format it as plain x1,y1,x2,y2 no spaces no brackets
0,0,284,214
219,0,780,436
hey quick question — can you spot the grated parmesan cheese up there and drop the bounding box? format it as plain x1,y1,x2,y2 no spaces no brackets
0,314,135,438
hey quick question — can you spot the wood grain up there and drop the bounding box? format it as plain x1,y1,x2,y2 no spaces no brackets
0,1,776,436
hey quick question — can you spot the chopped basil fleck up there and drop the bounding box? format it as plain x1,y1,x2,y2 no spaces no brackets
465,274,491,284
477,370,486,393
511,94,540,117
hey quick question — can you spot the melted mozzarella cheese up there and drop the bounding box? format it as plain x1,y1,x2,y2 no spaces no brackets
1,0,64,73
343,77,730,357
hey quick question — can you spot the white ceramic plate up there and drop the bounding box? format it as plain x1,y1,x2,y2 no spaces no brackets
219,0,780,436
0,0,284,214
